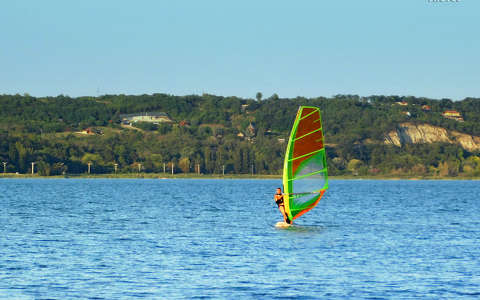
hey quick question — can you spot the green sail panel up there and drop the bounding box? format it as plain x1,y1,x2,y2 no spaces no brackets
283,106,328,221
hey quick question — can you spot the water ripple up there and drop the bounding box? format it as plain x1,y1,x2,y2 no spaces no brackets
0,179,479,298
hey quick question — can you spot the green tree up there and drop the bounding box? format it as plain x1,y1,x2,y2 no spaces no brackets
179,157,191,173
347,159,363,175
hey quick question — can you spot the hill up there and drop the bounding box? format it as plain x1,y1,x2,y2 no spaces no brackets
1,93,480,177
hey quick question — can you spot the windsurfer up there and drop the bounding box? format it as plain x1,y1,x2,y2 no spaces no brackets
274,188,291,224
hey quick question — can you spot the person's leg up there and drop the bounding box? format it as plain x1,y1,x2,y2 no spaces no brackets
278,205,288,222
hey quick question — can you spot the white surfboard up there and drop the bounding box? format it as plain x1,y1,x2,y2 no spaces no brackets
275,221,292,228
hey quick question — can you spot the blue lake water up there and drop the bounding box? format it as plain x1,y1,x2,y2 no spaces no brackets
0,179,479,299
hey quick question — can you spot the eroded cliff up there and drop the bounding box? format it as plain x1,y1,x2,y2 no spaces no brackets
384,123,480,152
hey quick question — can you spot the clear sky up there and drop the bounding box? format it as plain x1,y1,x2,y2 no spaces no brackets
1,0,478,100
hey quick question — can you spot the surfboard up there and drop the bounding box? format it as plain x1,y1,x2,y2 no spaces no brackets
275,221,292,228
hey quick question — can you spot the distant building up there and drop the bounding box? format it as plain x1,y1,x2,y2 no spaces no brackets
422,105,431,111
178,120,190,127
120,112,172,124
442,110,464,122
442,110,461,117
241,104,249,112
395,101,408,106
402,111,411,117
237,132,245,138
78,127,103,135
246,122,256,138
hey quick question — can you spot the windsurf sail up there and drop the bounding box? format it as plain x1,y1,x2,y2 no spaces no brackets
283,106,328,221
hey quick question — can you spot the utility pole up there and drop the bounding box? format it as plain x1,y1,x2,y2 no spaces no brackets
251,164,254,176
2,162,6,174
197,164,200,175
138,163,141,173
31,162,35,175
171,163,174,175
222,165,225,176
163,163,166,174
114,163,118,174
88,162,92,174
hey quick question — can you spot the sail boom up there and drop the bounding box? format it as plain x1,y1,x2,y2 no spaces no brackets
287,189,326,196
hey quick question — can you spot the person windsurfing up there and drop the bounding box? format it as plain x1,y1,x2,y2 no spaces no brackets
274,187,291,224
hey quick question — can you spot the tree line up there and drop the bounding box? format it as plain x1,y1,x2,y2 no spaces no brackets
1,93,479,176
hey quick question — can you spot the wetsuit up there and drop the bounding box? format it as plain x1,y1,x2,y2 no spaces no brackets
275,193,284,207
275,193,291,224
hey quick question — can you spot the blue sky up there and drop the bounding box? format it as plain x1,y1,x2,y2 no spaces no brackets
1,0,478,100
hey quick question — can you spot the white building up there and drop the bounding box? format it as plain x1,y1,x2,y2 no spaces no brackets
120,112,173,124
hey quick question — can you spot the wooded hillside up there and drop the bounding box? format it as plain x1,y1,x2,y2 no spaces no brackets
1,93,479,176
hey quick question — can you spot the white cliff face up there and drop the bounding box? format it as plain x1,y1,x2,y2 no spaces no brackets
451,131,480,152
384,123,480,152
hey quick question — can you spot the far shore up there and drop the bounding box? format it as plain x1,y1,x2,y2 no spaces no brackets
1,173,479,180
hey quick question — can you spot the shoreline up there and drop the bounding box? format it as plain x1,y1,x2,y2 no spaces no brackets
1,173,479,180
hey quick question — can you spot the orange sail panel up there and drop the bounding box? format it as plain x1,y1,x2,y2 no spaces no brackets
283,106,328,221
